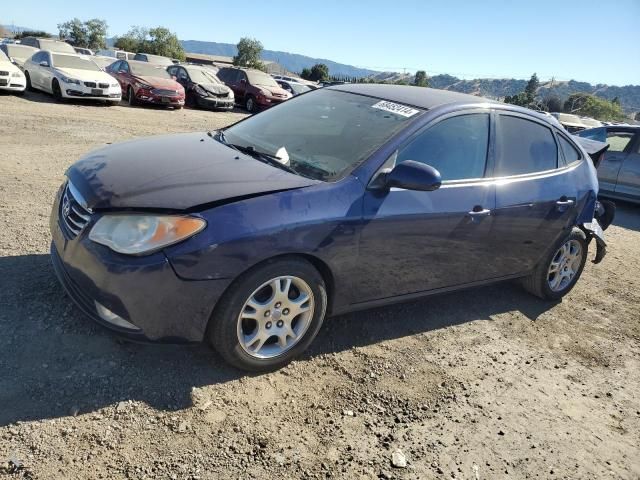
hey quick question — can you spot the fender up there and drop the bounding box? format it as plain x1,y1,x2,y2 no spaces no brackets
577,191,610,264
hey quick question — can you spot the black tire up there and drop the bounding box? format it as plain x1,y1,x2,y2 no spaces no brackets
52,79,64,102
245,95,256,113
208,257,328,371
25,71,34,92
521,227,588,300
127,86,137,106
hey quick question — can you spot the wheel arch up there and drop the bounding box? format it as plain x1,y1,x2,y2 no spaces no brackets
204,252,336,339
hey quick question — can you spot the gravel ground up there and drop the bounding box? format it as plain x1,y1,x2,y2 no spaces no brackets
1,91,639,480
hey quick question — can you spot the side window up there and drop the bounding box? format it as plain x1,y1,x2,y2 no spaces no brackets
238,71,247,83
32,51,45,63
166,66,175,76
495,115,558,176
606,131,634,152
396,113,489,181
178,68,189,81
121,62,130,73
110,60,121,72
558,135,581,164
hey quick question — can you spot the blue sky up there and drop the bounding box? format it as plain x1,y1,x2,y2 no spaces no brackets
3,0,639,85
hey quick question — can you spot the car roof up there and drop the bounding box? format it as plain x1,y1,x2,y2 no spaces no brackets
328,84,497,110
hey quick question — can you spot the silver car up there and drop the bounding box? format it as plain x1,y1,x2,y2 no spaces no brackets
578,126,640,203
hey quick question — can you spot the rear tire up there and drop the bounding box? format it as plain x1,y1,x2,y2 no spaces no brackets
208,257,328,371
522,227,588,300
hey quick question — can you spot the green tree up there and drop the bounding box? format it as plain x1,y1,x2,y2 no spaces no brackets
563,93,625,121
114,26,184,60
309,63,329,82
414,70,428,87
300,67,312,80
524,73,539,99
58,18,108,50
14,30,51,39
114,26,146,52
233,37,264,70
145,27,184,60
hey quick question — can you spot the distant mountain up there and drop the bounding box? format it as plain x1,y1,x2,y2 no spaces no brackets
180,40,376,78
372,71,640,116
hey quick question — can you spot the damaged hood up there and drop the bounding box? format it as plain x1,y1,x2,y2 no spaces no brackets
199,83,230,95
66,132,320,210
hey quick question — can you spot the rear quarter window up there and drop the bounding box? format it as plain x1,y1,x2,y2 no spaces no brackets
495,115,558,176
558,135,581,164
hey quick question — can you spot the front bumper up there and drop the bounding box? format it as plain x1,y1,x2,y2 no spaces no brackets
136,91,185,107
196,95,234,110
62,83,121,101
0,76,26,91
49,188,230,342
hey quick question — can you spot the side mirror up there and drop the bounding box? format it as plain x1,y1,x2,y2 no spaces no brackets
371,160,442,192
39,61,49,67
171,75,177,80
240,78,246,84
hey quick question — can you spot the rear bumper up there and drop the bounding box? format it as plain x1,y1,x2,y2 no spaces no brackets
49,189,229,342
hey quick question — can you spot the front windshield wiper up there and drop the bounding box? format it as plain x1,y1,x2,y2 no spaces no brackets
213,131,299,175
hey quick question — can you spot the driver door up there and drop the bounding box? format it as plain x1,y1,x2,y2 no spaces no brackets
354,111,496,302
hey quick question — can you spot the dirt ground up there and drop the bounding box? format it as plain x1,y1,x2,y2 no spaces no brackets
1,91,639,480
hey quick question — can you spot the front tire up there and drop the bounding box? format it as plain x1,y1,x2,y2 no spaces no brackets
522,228,588,300
52,79,64,102
245,95,256,113
127,86,137,106
208,258,328,371
25,71,34,92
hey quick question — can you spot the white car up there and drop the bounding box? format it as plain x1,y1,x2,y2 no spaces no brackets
0,44,39,69
24,51,121,104
74,47,94,56
0,50,26,94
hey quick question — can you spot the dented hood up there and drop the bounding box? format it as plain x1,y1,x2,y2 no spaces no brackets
66,132,319,210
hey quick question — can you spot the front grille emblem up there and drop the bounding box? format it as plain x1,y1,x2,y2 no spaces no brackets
62,192,71,217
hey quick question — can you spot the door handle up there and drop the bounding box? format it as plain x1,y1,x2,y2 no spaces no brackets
468,207,491,221
556,199,575,206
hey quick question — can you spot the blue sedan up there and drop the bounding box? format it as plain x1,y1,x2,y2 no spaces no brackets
50,84,611,371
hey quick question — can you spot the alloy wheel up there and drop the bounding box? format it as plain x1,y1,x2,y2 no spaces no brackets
547,239,583,292
237,276,314,359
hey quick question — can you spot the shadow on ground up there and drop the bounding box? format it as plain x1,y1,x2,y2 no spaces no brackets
0,252,555,427
611,200,640,232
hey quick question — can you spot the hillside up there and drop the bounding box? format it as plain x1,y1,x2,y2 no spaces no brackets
372,71,640,115
179,40,376,78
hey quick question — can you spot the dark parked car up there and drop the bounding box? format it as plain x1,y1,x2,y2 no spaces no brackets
106,59,185,108
167,64,234,110
50,84,610,371
578,125,640,203
217,67,291,112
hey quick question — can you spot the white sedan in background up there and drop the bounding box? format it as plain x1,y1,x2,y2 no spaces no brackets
23,51,121,104
0,50,26,94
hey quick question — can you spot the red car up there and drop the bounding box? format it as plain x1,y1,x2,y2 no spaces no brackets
107,59,185,109
217,67,291,113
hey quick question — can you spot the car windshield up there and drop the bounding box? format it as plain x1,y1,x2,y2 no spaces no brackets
6,45,35,59
52,54,101,71
130,62,171,78
246,70,279,88
222,89,421,181
188,68,221,84
0,50,8,61
290,83,311,94
39,40,75,53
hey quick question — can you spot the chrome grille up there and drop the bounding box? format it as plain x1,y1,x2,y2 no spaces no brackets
84,81,97,88
98,83,109,89
0,71,9,76
151,88,178,96
60,183,91,238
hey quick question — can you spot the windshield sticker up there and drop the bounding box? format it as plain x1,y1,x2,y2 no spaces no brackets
371,100,420,118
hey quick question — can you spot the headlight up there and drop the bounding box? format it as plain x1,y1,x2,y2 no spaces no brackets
89,215,206,255
59,74,81,85
194,85,208,97
111,82,118,88
135,82,153,90
227,90,234,99
11,71,22,78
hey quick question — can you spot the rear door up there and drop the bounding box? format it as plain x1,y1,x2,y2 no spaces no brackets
486,112,578,278
615,131,640,199
355,110,496,302
599,129,637,194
